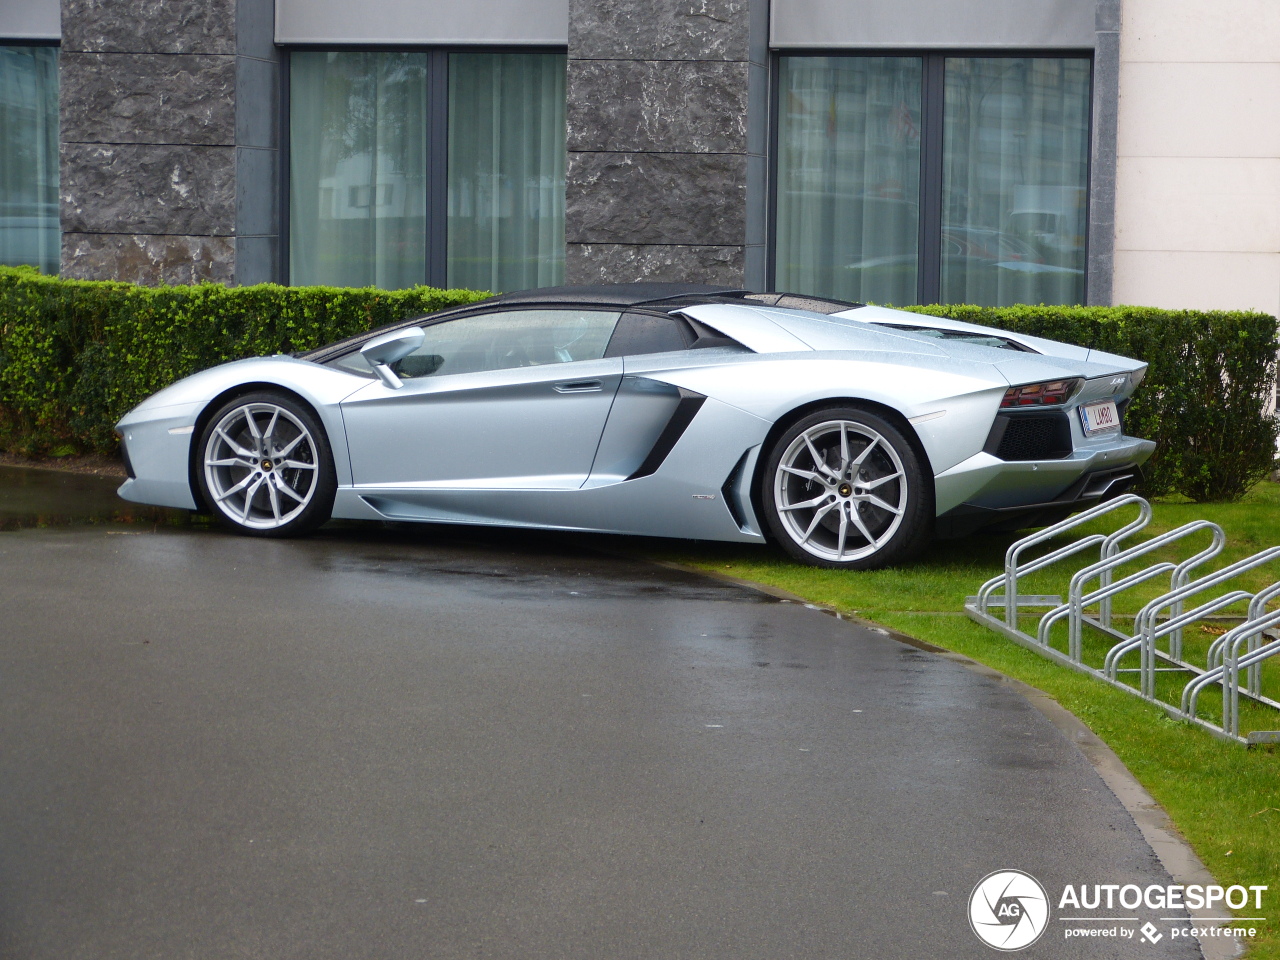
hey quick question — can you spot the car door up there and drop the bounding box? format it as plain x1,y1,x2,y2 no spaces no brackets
340,308,623,489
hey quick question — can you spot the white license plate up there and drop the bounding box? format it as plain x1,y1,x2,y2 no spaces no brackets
1080,399,1121,436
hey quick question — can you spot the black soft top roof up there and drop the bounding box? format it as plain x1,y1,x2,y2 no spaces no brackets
481,283,747,308
299,284,862,361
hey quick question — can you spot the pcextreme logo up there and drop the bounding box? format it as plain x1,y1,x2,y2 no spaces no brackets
968,870,1050,951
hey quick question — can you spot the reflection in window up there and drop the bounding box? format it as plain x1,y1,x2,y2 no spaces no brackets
290,52,430,289
394,310,619,378
942,58,1090,306
775,57,922,306
290,51,567,292
0,45,59,275
448,53,565,292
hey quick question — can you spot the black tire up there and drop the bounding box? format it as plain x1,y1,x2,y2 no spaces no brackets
195,391,337,537
760,406,933,569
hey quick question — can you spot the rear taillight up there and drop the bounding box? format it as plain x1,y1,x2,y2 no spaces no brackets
1000,378,1082,408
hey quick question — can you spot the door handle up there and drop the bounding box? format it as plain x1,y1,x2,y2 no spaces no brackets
554,379,604,393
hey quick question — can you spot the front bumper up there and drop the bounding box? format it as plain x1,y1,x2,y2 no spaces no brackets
115,402,202,511
932,431,1156,539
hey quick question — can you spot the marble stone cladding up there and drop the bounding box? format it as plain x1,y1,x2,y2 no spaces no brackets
61,234,236,285
61,0,235,55
59,0,281,285
568,0,749,60
566,153,746,246
61,144,236,236
566,0,767,286
566,243,745,285
60,54,237,146
566,60,748,154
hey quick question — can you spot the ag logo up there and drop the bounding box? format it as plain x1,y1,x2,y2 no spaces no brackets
968,869,1050,951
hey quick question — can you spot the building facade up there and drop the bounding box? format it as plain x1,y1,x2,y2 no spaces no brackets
0,0,1275,313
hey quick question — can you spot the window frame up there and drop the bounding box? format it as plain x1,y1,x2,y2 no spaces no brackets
767,48,1095,306
282,44,567,290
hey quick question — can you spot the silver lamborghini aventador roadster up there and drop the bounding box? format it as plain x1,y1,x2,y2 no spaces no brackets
115,284,1155,568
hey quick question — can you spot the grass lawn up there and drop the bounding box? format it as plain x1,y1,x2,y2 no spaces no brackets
655,483,1280,959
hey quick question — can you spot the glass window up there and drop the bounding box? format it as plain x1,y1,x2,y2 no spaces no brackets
604,313,695,357
775,56,922,306
290,52,430,289
773,54,1091,307
323,309,620,379
0,45,59,276
942,58,1090,306
290,51,566,292
448,53,566,292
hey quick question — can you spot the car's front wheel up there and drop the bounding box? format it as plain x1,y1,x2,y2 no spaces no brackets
196,391,336,537
761,407,932,569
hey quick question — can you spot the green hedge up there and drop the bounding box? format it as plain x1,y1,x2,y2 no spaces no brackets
0,266,488,454
905,303,1280,501
1,266,1276,502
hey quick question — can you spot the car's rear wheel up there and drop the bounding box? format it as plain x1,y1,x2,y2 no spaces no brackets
761,407,932,569
196,392,336,537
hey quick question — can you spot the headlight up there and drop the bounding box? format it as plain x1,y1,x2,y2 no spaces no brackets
1000,378,1083,408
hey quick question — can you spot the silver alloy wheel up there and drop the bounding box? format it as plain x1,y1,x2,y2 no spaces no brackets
772,419,909,563
203,402,319,530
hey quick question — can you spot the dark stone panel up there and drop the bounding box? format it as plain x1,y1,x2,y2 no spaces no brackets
566,244,745,285
235,235,278,286
747,0,768,64
1087,27,1120,305
566,152,746,246
62,0,235,54
61,143,236,235
235,55,279,150
567,60,747,153
568,0,748,61
743,242,765,290
236,0,277,61
61,233,235,284
744,153,765,246
60,53,236,147
235,146,278,240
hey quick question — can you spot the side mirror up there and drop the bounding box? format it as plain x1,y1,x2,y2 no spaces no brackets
361,326,426,389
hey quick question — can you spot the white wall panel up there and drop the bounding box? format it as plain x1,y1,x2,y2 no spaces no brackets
0,0,59,40
771,0,1095,49
276,0,567,45
1123,0,1280,63
1113,0,1280,313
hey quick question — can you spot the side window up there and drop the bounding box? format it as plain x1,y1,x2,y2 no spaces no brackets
329,309,621,379
604,312,695,358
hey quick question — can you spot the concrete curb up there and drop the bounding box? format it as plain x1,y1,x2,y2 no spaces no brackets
644,558,1240,960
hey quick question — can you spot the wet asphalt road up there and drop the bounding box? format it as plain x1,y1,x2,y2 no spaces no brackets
0,468,1199,959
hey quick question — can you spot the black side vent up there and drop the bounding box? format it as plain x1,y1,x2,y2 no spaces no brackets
626,388,707,480
984,412,1073,461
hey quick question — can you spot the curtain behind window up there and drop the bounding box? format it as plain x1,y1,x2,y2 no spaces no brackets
447,53,565,292
775,56,922,305
942,57,1091,306
290,51,430,289
0,46,59,276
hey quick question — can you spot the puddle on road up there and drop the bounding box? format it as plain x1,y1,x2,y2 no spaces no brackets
0,466,779,605
0,466,191,531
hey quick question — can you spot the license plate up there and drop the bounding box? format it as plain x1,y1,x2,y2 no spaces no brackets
1079,399,1120,436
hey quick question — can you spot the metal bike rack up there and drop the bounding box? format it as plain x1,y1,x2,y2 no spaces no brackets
1183,606,1280,743
965,496,1280,745
971,493,1152,629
